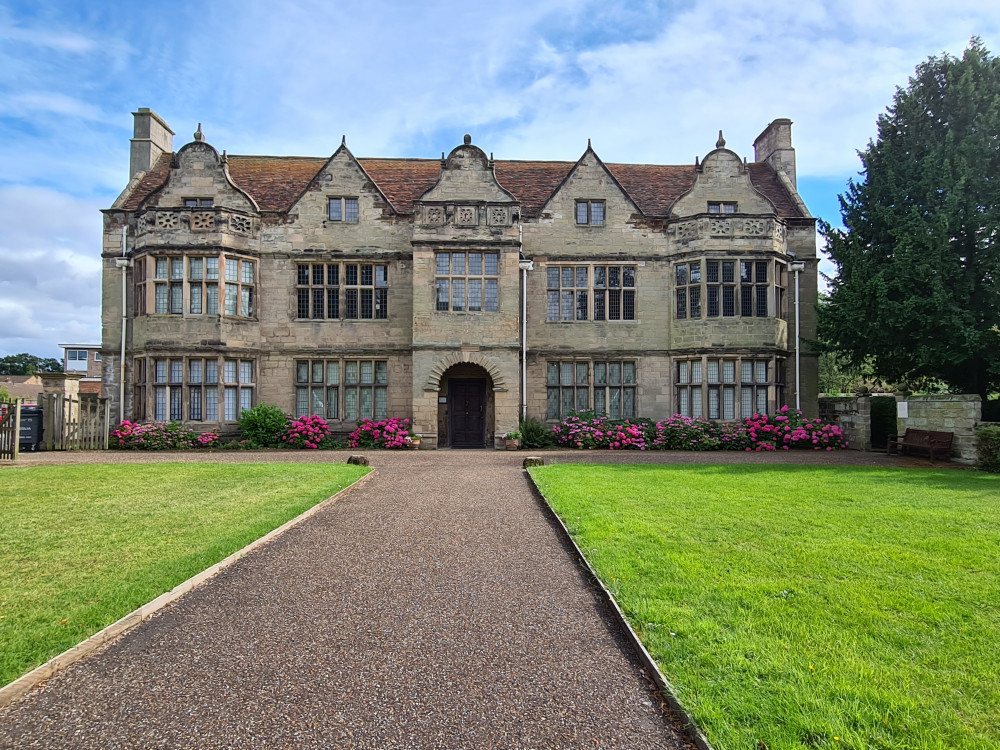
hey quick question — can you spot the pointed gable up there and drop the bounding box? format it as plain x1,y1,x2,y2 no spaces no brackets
539,145,639,224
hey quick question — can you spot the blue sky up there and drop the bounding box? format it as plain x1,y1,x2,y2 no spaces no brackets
1,0,997,359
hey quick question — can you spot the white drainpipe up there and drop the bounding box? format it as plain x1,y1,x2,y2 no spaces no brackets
789,260,805,411
518,222,533,421
115,225,131,421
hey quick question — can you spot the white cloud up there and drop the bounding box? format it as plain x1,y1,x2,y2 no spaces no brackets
0,187,103,359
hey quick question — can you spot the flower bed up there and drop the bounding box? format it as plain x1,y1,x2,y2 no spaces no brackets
110,421,219,450
279,414,331,449
553,407,848,452
348,417,412,449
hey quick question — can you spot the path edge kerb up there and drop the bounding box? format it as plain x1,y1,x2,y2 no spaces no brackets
0,468,376,710
524,468,716,750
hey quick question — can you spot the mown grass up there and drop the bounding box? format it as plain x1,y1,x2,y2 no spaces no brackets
530,464,1000,750
0,463,368,686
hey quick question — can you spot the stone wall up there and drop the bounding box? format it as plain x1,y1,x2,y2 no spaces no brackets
895,394,982,463
818,395,870,451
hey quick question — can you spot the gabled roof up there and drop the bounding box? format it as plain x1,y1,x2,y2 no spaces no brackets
120,151,806,218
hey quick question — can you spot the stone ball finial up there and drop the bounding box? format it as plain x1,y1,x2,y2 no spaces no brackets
716,130,726,149
463,134,472,145
194,123,204,142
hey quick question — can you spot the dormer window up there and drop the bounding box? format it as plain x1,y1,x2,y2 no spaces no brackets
708,201,737,214
184,198,214,207
575,200,605,226
329,197,359,222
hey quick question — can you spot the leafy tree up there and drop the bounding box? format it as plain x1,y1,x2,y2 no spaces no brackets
0,353,63,376
820,40,1000,400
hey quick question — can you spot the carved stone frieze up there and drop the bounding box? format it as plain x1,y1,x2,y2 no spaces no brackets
191,212,214,230
488,206,508,226
455,205,477,226
230,215,252,234
672,217,784,244
135,208,257,240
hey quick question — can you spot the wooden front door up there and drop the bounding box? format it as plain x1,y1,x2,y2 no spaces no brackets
449,379,486,448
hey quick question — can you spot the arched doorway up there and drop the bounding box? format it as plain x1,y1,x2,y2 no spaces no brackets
437,363,494,448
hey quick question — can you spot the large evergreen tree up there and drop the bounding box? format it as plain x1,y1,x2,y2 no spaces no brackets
820,40,1000,399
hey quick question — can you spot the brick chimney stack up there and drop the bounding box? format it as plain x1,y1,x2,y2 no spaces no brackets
753,118,796,189
130,108,174,180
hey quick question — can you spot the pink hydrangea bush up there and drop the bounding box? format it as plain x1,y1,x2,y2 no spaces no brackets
348,417,412,449
651,415,722,451
110,420,219,450
552,407,847,452
279,414,331,449
553,413,650,450
743,406,849,451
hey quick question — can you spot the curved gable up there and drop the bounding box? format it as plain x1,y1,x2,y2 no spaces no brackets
419,139,517,204
670,148,777,218
139,140,257,212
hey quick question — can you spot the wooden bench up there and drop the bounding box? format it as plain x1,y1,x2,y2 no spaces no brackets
887,428,954,462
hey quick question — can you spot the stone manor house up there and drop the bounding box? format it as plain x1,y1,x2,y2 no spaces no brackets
100,108,818,448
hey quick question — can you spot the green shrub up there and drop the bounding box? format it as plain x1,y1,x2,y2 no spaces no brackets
238,403,288,447
518,416,555,449
976,425,1000,473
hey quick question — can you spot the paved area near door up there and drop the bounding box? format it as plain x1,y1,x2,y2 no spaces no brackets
0,448,956,749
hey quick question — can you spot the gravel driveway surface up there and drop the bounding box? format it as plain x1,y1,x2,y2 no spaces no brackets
0,450,705,749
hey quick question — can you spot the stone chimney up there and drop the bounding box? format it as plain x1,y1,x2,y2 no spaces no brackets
130,108,174,180
753,118,796,189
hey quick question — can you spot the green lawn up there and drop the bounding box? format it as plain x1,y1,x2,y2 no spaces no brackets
0,463,368,687
530,464,1000,750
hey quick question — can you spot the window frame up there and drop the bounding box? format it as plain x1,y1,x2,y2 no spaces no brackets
137,355,254,423
546,263,636,322
575,200,606,226
545,359,637,421
434,252,499,313
707,201,737,214
295,358,388,422
137,253,255,319
328,197,360,223
295,262,388,321
675,356,782,420
676,257,783,320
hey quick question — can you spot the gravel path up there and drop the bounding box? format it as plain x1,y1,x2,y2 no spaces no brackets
0,450,705,749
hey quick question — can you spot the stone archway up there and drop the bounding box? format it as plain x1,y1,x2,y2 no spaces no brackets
436,362,494,448
424,351,507,393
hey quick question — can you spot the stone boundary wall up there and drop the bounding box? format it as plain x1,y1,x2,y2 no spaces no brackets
895,394,981,463
818,395,871,451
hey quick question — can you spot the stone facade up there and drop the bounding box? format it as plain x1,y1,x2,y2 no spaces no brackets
896,394,982,463
818,395,871,451
101,110,819,448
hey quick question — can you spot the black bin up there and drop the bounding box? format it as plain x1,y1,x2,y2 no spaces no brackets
19,407,43,451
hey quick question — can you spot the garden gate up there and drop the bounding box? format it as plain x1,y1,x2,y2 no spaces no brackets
0,400,22,460
38,393,111,451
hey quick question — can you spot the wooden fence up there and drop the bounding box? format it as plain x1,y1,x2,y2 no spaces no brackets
0,399,23,460
38,393,111,451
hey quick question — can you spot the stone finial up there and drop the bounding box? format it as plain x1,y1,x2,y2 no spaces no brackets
194,123,204,142
463,134,472,145
716,130,726,149
587,138,592,149
341,134,346,146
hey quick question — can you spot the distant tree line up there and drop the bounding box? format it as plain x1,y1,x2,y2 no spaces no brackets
0,353,63,376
